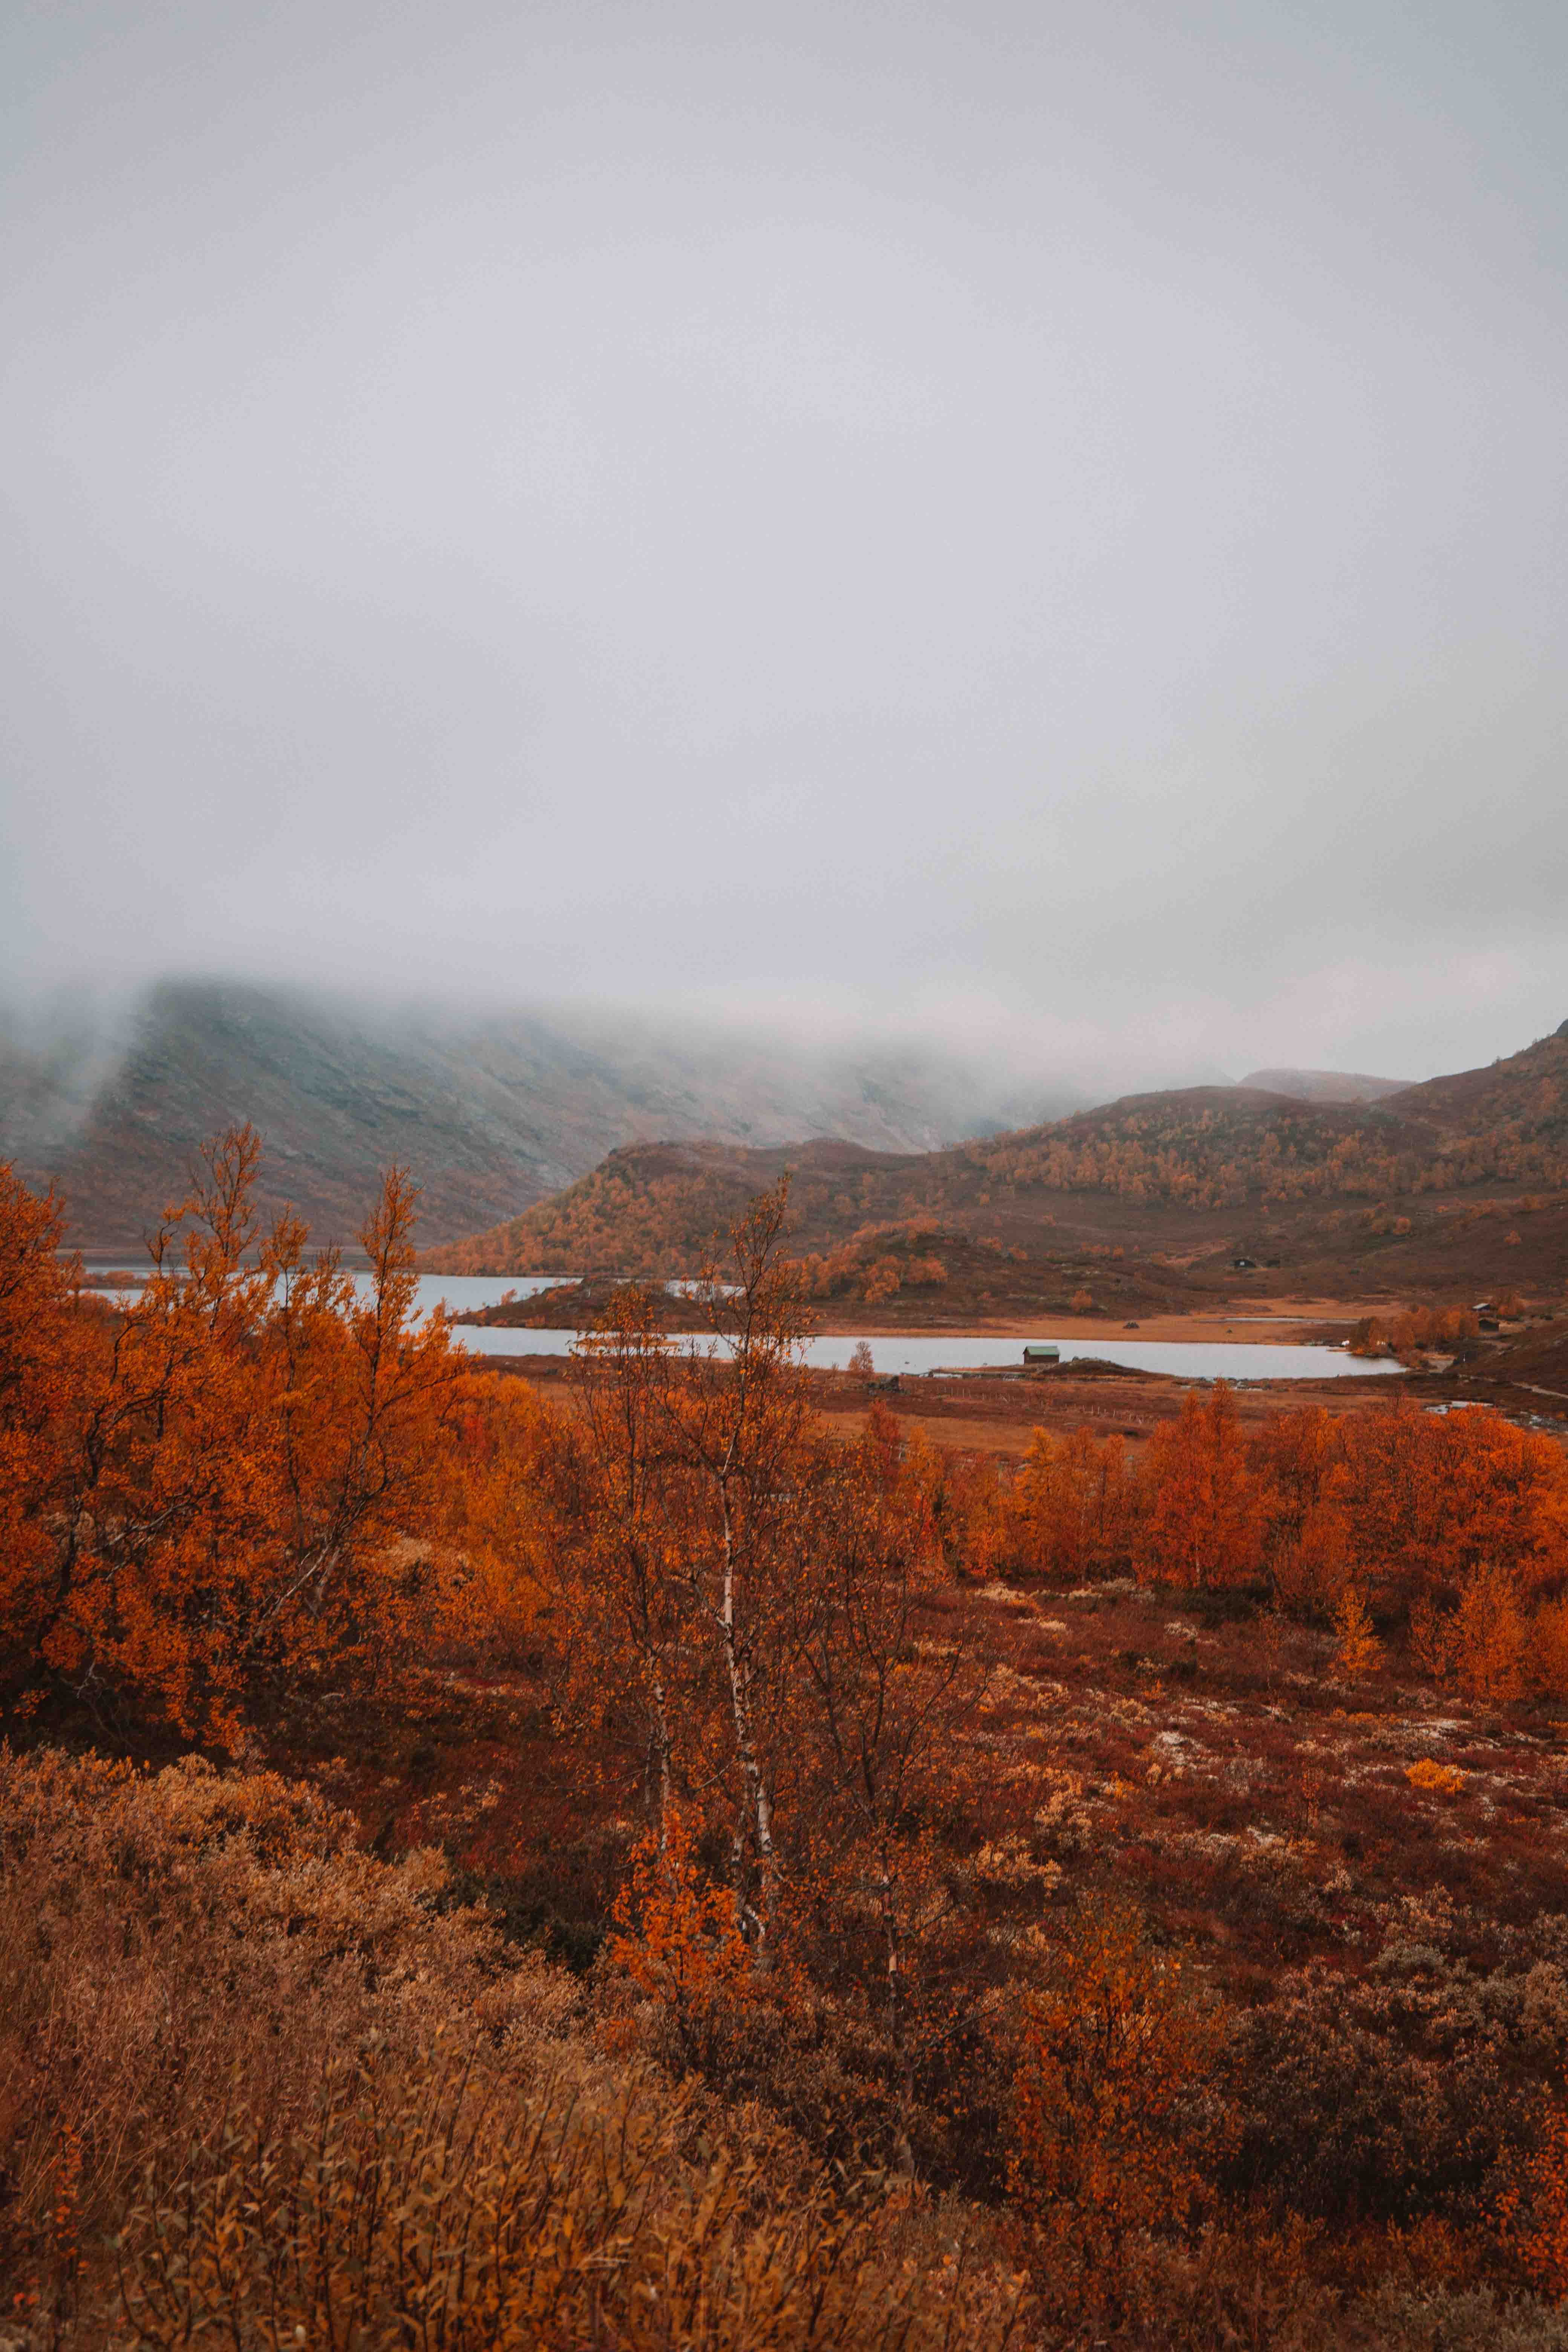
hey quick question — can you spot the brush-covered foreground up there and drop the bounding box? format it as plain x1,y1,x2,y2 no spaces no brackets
9,1134,1568,2348
0,1749,1029,2350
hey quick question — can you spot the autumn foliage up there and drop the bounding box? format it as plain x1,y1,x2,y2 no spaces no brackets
996,1386,1568,1642
606,1801,753,2064
14,1139,1568,2347
0,1746,1024,2350
0,1127,467,1738
1009,1897,1233,2309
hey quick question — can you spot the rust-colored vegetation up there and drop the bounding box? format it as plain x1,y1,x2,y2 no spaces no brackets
10,1137,1568,2346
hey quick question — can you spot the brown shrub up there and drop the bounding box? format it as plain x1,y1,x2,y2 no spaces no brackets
114,2040,1029,2351
0,1745,1027,2349
0,1744,568,2310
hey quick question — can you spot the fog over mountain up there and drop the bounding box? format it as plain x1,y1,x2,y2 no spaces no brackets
3,0,1565,1084
0,977,1102,1248
1237,1070,1410,1106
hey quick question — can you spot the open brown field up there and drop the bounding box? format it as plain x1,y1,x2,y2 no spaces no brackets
319,1547,1568,2035
809,1368,1416,1458
809,1298,1388,1339
273,1422,1568,2346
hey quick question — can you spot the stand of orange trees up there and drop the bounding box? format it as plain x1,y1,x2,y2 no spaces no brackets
1002,1381,1568,1678
0,1127,469,1741
545,1188,989,2109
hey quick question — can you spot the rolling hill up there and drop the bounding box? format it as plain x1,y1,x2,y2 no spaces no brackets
425,1022,1568,1303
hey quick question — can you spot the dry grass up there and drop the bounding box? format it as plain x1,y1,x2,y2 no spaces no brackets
114,2043,1027,2351
0,1746,1027,2350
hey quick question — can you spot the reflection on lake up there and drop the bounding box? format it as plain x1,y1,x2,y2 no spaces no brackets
388,1275,575,1317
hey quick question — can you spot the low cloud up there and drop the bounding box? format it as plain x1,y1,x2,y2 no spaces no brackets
3,0,1564,1084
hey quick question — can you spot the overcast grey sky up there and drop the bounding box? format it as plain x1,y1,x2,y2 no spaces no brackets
3,0,1565,1088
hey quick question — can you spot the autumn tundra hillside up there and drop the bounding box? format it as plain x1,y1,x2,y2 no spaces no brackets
14,1133,1568,2346
424,1020,1568,1306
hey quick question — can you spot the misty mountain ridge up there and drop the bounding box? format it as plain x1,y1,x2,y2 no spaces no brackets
0,977,1087,1250
3,974,1545,1261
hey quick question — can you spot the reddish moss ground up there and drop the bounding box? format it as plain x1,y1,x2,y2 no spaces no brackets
297,1541,1568,2017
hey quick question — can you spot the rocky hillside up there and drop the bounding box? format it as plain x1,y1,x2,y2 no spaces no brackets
0,979,1073,1252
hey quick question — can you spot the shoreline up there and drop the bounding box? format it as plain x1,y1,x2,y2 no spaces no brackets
797,1300,1364,1343
453,1288,1384,1345
461,1306,1370,1346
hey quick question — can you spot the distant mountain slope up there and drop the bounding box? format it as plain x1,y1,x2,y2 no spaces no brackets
427,1024,1568,1276
1381,1023,1568,1142
966,1027,1568,1211
1238,1068,1409,1103
0,979,1073,1251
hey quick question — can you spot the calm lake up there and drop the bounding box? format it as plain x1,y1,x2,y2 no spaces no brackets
80,1267,1396,1383
454,1328,1393,1380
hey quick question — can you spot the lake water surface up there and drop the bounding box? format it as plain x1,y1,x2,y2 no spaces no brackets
455,1325,1395,1383
80,1266,1395,1383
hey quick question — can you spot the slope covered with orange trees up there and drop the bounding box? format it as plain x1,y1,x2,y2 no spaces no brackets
962,1020,1568,1208
959,1022,1568,1214
423,1133,925,1274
